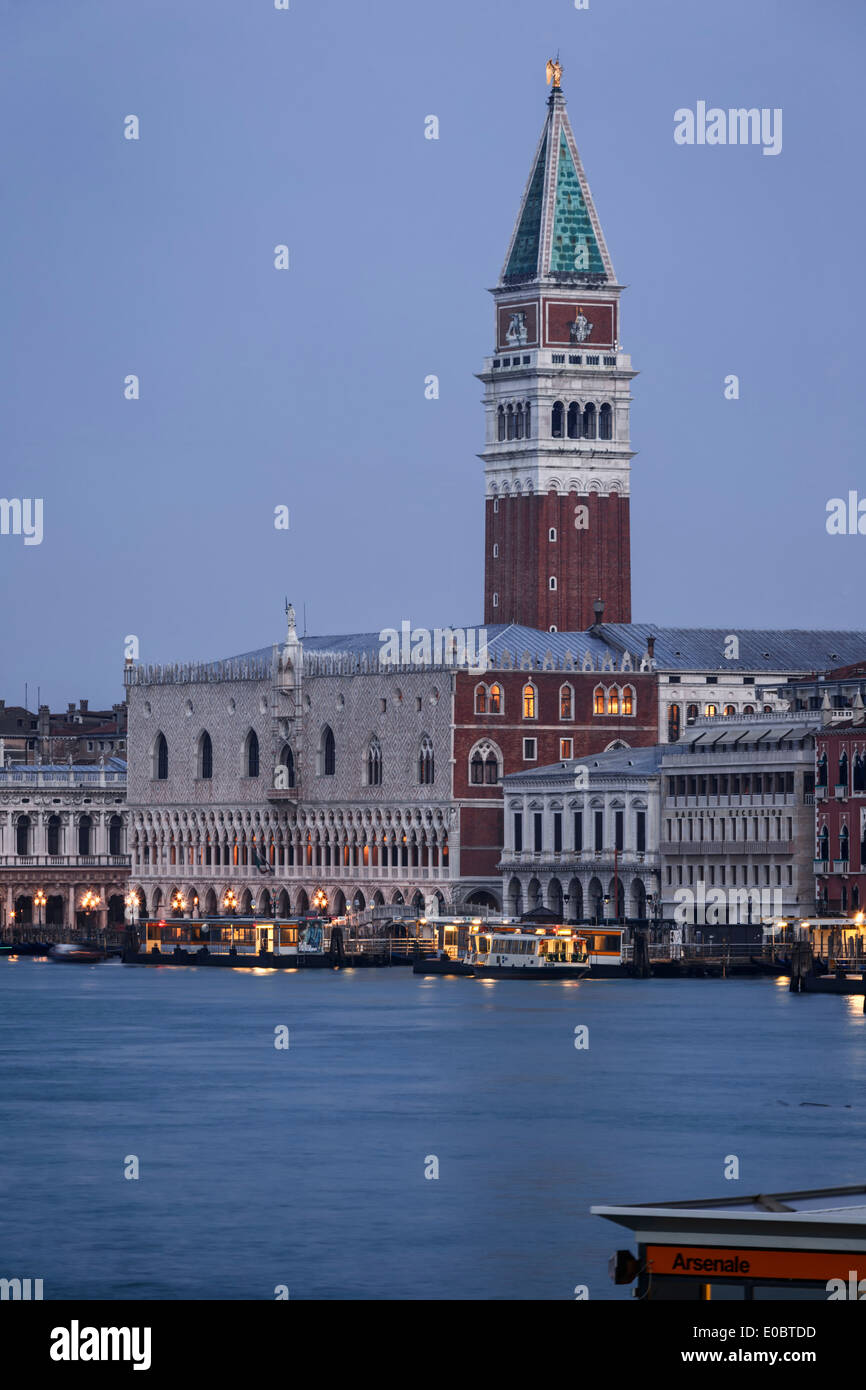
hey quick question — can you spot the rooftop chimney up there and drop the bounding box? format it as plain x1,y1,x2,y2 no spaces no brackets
647,635,656,660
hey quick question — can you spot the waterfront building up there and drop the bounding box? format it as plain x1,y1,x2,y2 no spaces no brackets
121,74,866,924
813,715,866,914
659,715,821,929
0,698,127,767
0,759,130,931
499,745,664,922
124,619,660,920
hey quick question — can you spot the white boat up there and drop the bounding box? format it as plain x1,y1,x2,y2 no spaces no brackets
465,925,590,979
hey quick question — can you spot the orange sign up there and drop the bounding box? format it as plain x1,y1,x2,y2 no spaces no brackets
646,1245,866,1283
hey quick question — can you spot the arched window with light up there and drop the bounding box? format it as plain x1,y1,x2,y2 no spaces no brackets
474,683,487,715
594,685,605,716
622,685,635,716
489,683,502,714
607,686,620,715
559,683,574,720
522,682,537,720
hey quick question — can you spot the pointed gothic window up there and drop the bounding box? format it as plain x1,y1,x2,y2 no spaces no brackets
839,751,849,788
818,825,829,860
279,742,296,788
366,736,382,786
583,402,597,439
199,731,213,779
560,683,574,720
155,732,168,781
840,825,850,861
623,686,635,716
419,736,434,785
551,401,564,438
594,686,605,716
567,401,580,439
817,752,828,787
489,683,502,714
854,754,866,792
245,730,260,778
608,686,620,715
321,726,336,777
474,684,487,714
522,682,537,719
470,739,501,785
599,403,613,440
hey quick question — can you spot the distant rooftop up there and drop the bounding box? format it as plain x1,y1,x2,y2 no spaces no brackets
129,624,866,685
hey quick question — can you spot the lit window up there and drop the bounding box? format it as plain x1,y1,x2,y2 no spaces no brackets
622,686,634,716
560,738,573,760
474,684,487,715
594,686,605,715
705,703,717,717
523,684,536,719
608,687,620,715
560,684,573,720
489,683,502,714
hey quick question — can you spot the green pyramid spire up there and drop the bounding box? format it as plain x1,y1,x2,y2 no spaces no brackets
500,85,614,285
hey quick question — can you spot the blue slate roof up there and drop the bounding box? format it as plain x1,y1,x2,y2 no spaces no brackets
506,745,665,783
220,624,866,675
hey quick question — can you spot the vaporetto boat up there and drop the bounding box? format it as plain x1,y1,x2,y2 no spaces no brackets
465,924,591,979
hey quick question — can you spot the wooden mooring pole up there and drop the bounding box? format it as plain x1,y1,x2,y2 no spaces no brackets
789,940,813,993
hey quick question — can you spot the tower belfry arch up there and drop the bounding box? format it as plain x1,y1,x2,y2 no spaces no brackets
480,65,637,632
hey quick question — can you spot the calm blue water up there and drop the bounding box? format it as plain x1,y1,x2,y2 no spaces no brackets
1,959,865,1300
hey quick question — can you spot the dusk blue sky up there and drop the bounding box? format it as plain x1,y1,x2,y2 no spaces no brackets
2,0,863,708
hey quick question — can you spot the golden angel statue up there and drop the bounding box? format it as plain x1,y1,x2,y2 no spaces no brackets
546,59,563,89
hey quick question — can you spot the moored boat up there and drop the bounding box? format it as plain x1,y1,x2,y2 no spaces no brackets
49,942,110,964
466,924,590,979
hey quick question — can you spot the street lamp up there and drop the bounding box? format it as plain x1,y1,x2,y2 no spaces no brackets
171,891,186,918
80,890,101,938
312,888,328,916
125,890,140,924
34,889,47,928
223,889,238,916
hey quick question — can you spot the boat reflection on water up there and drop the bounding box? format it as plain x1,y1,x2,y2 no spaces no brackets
48,943,111,964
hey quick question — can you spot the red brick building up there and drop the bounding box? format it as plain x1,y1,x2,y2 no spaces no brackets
453,664,658,887
814,720,866,913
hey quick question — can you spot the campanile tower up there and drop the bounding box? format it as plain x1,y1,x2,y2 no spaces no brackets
481,67,636,631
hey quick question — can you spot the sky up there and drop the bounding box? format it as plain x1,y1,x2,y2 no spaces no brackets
1,0,864,708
